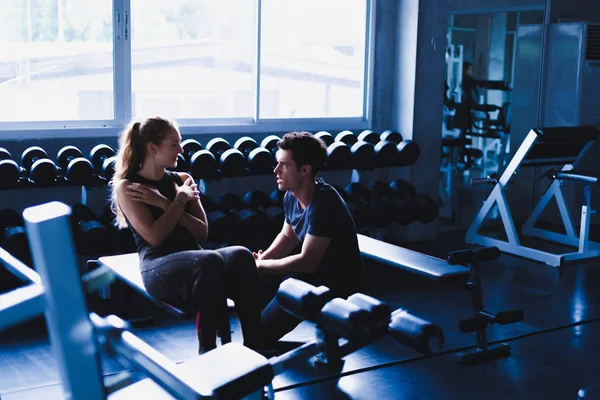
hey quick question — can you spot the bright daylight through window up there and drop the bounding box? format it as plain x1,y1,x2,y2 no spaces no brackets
0,0,370,126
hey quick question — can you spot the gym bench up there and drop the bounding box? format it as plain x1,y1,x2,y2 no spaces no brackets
358,234,524,364
466,126,600,267
91,253,189,318
92,253,235,322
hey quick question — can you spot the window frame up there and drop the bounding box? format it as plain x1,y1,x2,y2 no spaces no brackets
0,0,376,139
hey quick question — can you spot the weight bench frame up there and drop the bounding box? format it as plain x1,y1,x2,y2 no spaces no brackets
466,127,600,267
358,234,523,364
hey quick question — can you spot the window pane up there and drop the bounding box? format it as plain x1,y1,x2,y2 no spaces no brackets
260,0,368,119
131,0,256,120
0,0,114,122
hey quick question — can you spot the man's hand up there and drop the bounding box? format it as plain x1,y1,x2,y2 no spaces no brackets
252,249,264,260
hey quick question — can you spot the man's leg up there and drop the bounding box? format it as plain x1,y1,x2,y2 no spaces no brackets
260,295,303,350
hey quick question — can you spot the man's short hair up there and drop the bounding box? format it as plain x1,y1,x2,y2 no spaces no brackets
278,131,328,177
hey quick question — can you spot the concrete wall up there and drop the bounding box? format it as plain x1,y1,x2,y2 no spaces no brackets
549,0,600,22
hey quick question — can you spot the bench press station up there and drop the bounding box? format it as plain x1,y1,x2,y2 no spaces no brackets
466,126,600,267
0,201,445,399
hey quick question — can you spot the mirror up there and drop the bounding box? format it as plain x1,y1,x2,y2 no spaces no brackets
439,9,544,223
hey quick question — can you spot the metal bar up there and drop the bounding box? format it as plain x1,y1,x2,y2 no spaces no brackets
98,313,211,399
23,201,105,400
0,284,44,332
253,0,262,122
0,246,41,285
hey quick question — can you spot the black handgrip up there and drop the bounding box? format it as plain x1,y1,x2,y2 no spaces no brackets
495,309,524,325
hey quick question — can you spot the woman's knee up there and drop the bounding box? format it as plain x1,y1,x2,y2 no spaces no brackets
222,246,257,274
193,250,226,281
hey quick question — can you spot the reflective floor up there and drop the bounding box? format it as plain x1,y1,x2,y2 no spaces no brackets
2,226,600,399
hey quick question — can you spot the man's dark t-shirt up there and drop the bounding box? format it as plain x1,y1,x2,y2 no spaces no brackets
283,179,365,297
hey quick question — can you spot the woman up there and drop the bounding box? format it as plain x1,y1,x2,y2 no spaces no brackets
110,116,260,354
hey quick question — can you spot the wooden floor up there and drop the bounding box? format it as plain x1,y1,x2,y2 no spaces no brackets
2,225,600,399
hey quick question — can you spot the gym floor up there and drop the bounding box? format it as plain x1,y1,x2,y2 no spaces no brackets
2,225,600,399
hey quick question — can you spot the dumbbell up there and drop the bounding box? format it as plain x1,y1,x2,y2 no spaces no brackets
200,195,238,244
57,146,94,185
0,208,32,266
0,148,21,189
270,189,285,208
181,139,218,180
21,146,58,186
373,139,400,167
380,130,403,144
234,137,274,175
261,135,281,158
314,131,334,147
335,130,358,147
243,190,285,235
390,179,439,224
90,144,116,181
206,138,246,177
397,140,421,166
325,142,352,170
369,180,418,226
71,204,112,256
357,130,380,145
167,154,190,174
216,192,262,239
351,141,376,170
379,131,420,166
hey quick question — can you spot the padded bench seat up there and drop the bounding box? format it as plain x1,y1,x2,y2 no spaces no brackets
97,253,235,317
98,253,188,317
357,234,469,283
108,343,274,399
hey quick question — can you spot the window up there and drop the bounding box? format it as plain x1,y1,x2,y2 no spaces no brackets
260,0,368,119
130,0,256,120
0,0,373,131
0,0,114,123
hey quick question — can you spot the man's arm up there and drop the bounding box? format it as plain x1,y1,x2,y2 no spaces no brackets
258,222,300,260
256,234,330,275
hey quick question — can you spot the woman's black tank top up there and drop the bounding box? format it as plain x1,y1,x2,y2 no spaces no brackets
125,170,201,264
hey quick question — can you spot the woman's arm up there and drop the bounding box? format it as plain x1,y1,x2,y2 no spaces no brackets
174,172,209,242
116,179,186,246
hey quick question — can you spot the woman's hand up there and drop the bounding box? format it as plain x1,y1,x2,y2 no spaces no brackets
175,177,201,203
127,183,170,210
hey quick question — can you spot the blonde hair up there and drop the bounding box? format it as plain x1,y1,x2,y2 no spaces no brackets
110,116,179,228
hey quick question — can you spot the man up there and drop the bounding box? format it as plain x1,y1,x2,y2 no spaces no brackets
253,131,365,348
